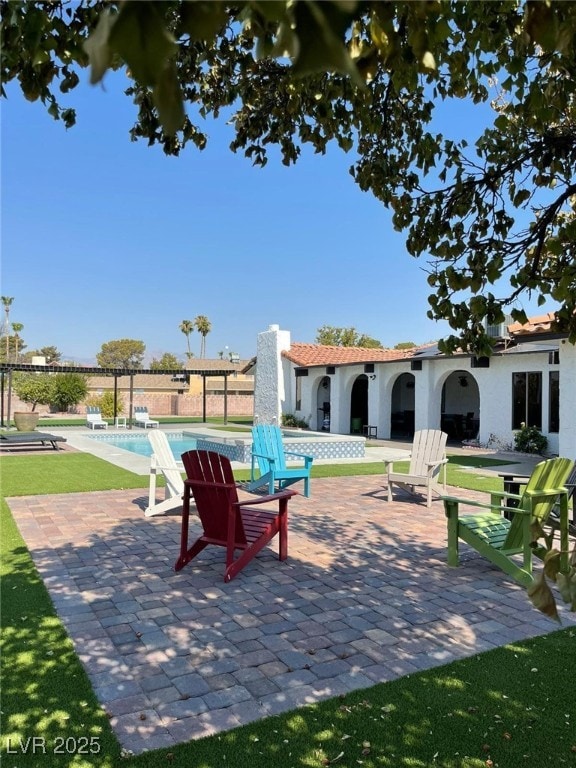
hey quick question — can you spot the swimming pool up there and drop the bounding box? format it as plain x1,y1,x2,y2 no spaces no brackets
88,432,197,458
88,427,366,463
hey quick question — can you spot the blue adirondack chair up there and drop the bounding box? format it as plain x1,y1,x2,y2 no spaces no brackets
248,425,313,497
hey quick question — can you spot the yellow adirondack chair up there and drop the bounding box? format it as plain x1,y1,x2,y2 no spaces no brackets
385,429,448,507
443,457,574,586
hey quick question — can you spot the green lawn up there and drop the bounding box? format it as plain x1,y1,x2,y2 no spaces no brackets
1,452,573,768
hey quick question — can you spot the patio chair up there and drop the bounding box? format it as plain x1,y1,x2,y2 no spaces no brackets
247,424,313,498
548,460,576,537
144,430,185,517
134,406,159,428
175,449,296,582
0,432,66,450
86,406,108,430
443,456,574,586
385,429,448,507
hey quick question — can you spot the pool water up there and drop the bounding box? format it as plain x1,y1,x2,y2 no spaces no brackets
89,433,197,458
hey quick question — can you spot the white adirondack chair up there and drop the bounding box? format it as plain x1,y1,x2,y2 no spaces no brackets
385,429,448,507
145,430,186,517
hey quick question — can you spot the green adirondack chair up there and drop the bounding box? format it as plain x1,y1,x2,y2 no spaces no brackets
443,457,574,586
248,424,313,497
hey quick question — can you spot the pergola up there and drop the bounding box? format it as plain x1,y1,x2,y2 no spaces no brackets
0,363,239,428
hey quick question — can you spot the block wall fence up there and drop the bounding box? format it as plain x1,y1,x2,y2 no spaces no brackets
7,393,254,418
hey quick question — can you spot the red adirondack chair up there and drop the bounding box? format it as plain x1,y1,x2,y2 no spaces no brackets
175,450,296,582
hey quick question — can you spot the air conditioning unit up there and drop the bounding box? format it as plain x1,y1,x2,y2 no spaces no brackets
484,314,512,339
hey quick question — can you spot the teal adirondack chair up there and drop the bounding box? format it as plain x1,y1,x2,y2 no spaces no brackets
248,425,313,497
443,457,574,587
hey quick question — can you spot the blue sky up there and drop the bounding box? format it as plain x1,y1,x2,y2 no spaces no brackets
1,67,553,364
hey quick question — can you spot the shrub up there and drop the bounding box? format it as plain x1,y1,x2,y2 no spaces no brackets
281,413,309,429
514,423,548,454
49,373,88,412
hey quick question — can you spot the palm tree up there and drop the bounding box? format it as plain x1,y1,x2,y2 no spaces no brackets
1,296,14,361
11,322,23,362
194,315,212,358
179,320,194,360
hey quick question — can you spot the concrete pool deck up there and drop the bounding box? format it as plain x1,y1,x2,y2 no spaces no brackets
23,423,543,480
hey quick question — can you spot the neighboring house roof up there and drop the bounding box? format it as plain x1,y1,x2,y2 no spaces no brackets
282,343,418,368
87,374,186,391
185,359,251,373
507,312,558,337
241,357,257,375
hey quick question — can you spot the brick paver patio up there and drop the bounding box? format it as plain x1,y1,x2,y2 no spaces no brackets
7,477,573,754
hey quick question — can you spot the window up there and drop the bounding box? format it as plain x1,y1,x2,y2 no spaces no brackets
549,371,560,433
294,368,307,412
512,372,542,429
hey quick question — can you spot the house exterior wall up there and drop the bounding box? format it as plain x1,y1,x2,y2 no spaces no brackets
279,341,566,456
559,340,576,459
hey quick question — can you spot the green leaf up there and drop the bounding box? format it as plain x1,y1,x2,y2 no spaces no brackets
421,51,436,72
527,572,560,622
83,8,116,85
513,189,531,206
108,2,177,87
542,548,562,581
291,1,365,88
152,61,186,136
179,1,227,41
525,1,558,51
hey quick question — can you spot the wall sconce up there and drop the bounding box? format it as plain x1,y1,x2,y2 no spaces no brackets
369,374,376,381
459,375,469,387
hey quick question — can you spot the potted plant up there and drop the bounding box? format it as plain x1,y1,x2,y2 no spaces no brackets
13,411,40,431
11,372,52,431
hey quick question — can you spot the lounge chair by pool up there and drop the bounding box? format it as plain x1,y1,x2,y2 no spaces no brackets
0,432,67,451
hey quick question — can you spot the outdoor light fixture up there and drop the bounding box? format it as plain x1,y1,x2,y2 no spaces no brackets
459,375,469,387
369,374,376,380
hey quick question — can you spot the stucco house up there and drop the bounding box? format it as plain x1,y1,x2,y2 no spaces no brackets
252,318,576,459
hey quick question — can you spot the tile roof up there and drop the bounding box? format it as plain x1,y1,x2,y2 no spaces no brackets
282,343,417,367
507,312,558,337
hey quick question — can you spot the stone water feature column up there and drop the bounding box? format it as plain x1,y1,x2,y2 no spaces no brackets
254,325,291,425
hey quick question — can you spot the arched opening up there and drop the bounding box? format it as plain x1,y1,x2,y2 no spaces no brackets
316,376,331,431
390,373,415,438
441,371,480,442
350,374,368,434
